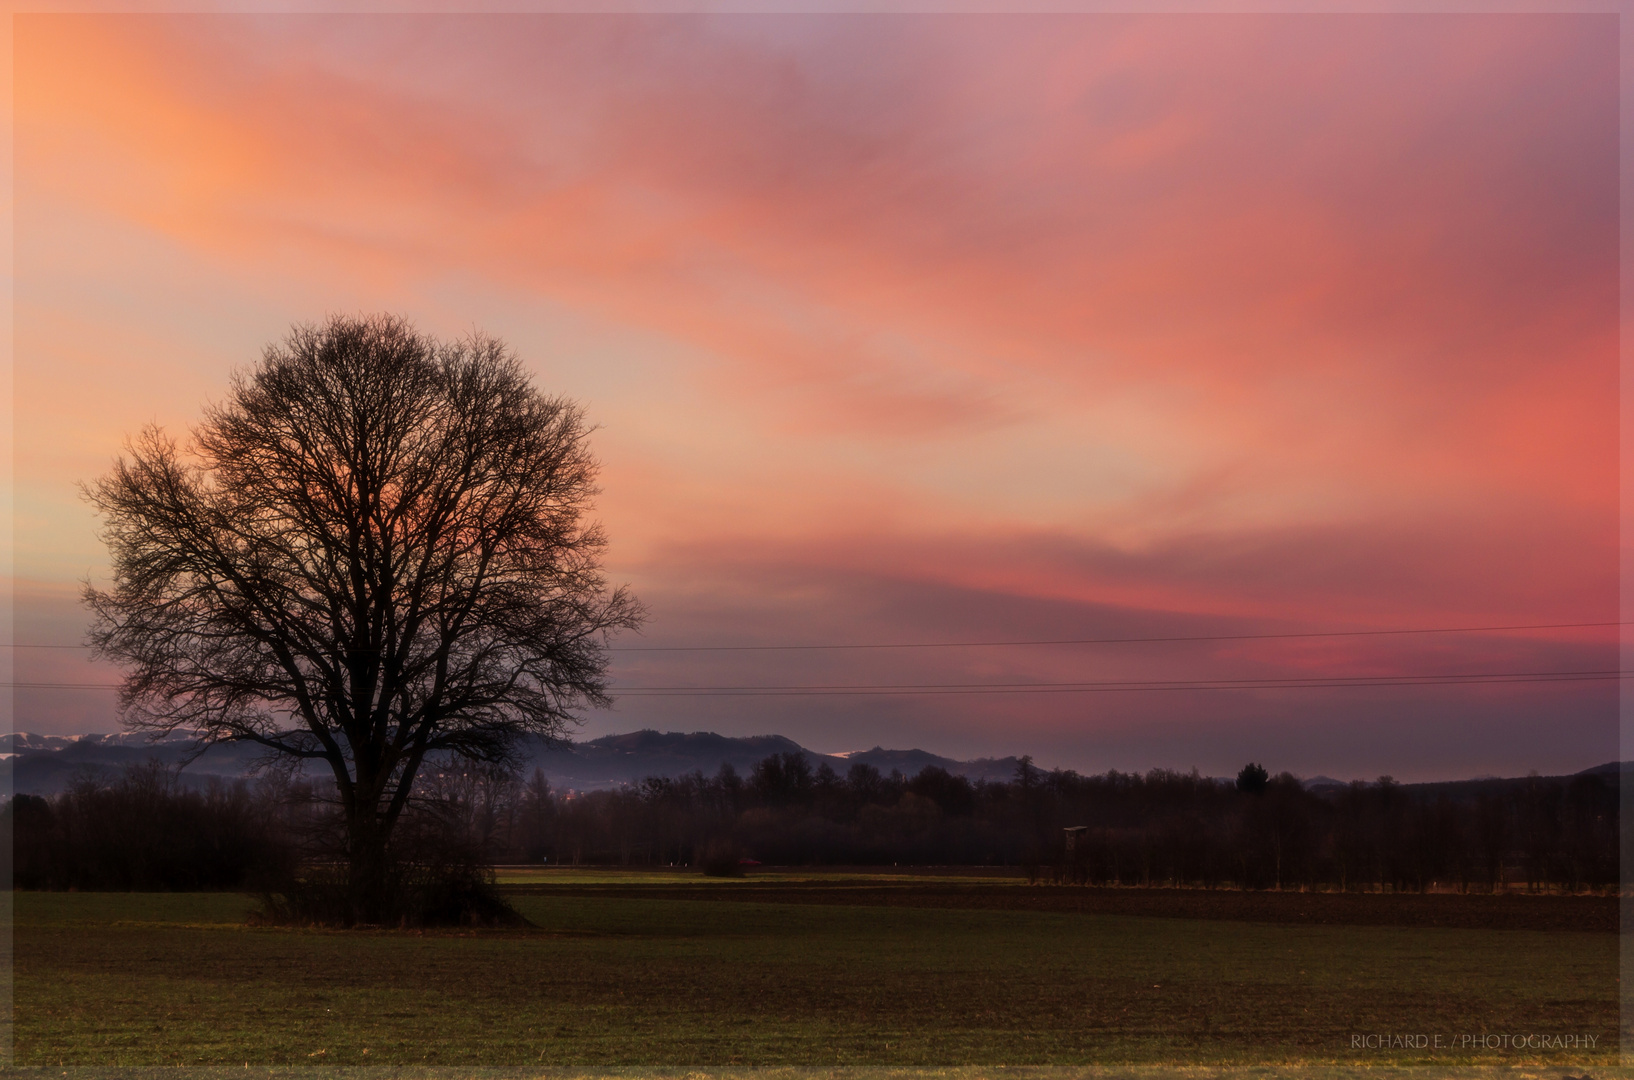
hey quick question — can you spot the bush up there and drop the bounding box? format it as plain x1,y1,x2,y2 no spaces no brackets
253,803,528,928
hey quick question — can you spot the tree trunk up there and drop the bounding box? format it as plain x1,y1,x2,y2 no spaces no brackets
341,753,404,925
348,811,391,925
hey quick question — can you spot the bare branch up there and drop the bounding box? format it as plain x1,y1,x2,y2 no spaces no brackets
84,314,644,901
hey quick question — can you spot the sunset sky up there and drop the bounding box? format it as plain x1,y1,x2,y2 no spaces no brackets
8,12,1622,780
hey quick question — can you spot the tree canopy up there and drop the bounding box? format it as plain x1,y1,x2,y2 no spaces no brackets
85,314,642,920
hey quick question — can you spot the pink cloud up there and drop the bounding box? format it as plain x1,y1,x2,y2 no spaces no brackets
13,14,1616,772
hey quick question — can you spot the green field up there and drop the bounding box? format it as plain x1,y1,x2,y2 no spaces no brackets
14,881,1617,1068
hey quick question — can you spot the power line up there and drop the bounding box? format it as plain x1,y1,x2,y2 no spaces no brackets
5,619,1623,654
610,619,1627,652
608,668,1626,696
7,668,1623,695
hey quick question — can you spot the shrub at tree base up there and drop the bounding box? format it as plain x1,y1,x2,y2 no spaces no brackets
253,808,530,929
253,861,526,929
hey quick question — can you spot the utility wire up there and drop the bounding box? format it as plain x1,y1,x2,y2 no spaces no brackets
605,619,1627,652
9,617,1620,653
607,617,1627,653
6,619,1624,652
609,669,1626,696
8,668,1625,695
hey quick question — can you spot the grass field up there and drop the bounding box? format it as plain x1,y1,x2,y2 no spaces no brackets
13,879,1618,1068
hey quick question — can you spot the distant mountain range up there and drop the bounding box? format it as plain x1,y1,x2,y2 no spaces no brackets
2,729,1620,796
0,729,1022,795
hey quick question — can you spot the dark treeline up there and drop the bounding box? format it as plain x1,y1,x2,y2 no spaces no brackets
5,753,1620,893
505,755,1619,892
8,761,300,890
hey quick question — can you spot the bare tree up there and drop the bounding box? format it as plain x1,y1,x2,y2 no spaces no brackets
84,314,642,921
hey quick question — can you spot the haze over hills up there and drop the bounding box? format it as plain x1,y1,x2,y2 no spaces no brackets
0,729,1022,796
2,729,1620,798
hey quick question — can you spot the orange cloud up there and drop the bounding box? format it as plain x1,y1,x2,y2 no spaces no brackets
12,14,1617,768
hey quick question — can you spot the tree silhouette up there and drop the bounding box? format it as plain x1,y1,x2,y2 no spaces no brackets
85,314,642,922
1236,762,1270,795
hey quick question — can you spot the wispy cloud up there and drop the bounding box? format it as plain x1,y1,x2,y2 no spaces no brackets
13,13,1616,774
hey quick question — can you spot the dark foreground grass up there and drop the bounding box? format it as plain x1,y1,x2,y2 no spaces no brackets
13,889,1616,1068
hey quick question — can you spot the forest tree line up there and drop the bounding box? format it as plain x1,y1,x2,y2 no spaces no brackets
5,752,1620,893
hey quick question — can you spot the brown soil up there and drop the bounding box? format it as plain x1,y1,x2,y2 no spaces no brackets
504,880,1619,932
